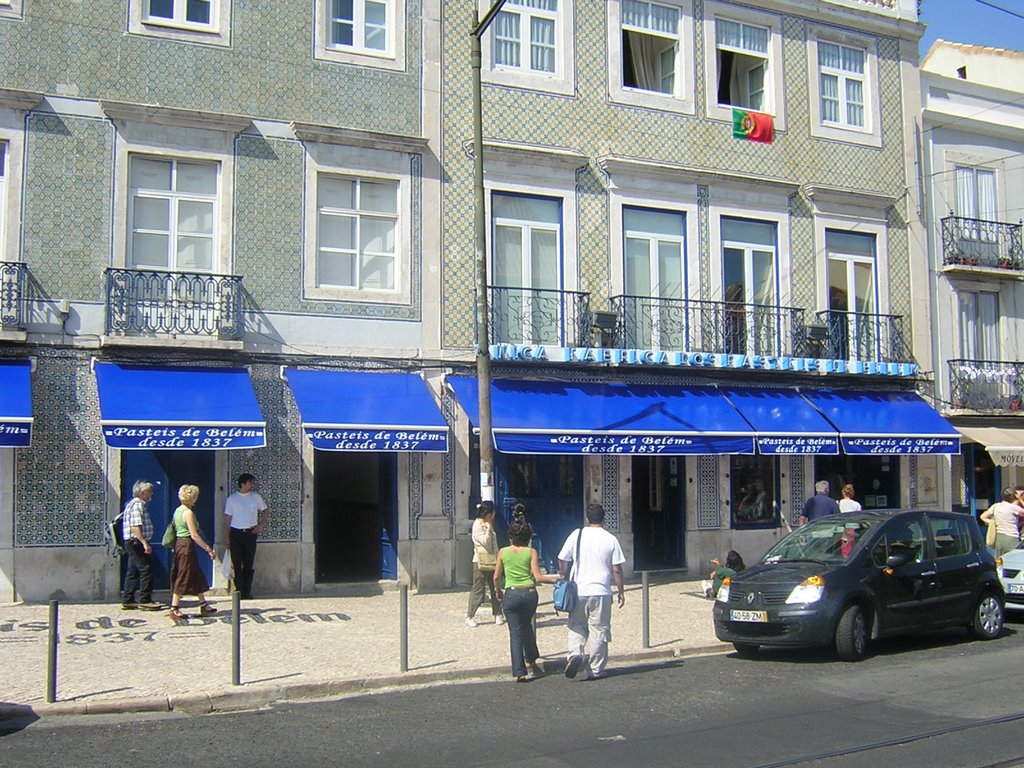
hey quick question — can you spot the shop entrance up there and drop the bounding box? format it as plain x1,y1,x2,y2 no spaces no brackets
314,452,398,582
958,443,998,520
631,456,685,570
814,454,901,510
495,454,583,573
120,450,216,589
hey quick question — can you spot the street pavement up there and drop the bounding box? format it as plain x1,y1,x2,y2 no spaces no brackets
0,577,726,718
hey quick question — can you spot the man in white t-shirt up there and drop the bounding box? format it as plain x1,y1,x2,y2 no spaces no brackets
223,473,269,600
557,503,626,681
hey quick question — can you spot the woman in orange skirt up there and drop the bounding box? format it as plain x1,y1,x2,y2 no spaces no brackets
168,484,217,622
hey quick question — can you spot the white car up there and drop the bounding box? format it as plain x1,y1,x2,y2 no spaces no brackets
997,541,1024,611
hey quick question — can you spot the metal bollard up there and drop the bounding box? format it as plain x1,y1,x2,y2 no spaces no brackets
641,571,650,649
231,591,241,686
46,599,58,703
400,584,409,672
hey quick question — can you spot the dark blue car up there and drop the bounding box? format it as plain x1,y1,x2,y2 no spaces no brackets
712,509,1004,661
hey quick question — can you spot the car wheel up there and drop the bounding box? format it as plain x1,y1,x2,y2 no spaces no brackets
732,642,759,658
835,604,869,661
970,592,1004,640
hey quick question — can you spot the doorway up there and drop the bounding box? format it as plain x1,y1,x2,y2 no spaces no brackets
120,450,217,589
314,451,398,582
631,456,684,570
814,454,900,510
959,443,998,520
495,453,583,573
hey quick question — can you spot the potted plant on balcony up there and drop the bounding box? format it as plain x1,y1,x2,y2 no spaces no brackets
998,257,1015,269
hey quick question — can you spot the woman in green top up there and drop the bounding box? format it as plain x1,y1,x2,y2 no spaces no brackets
493,518,559,682
168,484,216,623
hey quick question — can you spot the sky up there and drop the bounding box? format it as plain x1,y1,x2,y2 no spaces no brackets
920,0,1024,57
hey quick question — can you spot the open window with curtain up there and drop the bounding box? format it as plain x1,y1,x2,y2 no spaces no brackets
715,18,768,110
621,0,680,95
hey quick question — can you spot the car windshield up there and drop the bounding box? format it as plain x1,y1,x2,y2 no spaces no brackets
762,517,883,565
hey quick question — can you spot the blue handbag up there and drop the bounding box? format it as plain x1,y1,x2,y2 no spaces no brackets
552,529,582,613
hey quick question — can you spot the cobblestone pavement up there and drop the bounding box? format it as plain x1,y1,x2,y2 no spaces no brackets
0,578,728,717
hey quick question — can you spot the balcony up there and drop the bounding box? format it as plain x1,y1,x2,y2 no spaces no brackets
608,295,810,357
949,359,1024,413
813,310,912,363
488,286,591,348
105,268,244,340
0,261,27,331
941,215,1023,273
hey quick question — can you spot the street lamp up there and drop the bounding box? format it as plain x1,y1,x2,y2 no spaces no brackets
471,0,506,503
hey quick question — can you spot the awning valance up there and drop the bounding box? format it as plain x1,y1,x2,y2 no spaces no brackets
723,388,839,455
284,369,448,452
0,360,33,447
448,376,755,455
802,390,960,455
95,363,266,450
957,425,1024,466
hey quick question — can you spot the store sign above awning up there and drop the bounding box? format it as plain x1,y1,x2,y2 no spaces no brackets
0,360,33,448
956,425,1024,466
95,363,266,450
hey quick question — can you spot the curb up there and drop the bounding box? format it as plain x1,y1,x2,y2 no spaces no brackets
4,642,731,721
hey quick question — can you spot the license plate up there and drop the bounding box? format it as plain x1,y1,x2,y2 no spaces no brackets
1009,584,1024,594
731,609,768,622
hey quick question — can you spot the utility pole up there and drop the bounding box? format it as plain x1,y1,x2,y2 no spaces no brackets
471,0,507,502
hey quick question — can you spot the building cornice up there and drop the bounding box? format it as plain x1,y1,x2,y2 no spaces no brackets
291,122,428,153
0,88,44,112
100,101,253,133
597,155,800,193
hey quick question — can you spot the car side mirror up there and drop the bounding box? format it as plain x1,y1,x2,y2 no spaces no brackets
886,552,910,569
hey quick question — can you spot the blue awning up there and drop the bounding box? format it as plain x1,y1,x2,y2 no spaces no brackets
95,363,266,450
448,376,755,455
723,388,839,455
284,369,448,452
802,390,960,455
0,360,33,447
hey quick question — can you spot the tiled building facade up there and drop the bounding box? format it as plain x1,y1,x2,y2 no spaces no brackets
0,0,951,602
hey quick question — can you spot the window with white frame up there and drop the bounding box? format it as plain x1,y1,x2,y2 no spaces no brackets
0,143,5,253
493,0,559,74
328,0,391,55
621,0,680,95
721,217,777,356
0,0,23,19
144,0,216,29
316,174,398,292
826,230,876,360
491,193,565,346
959,290,999,361
818,42,865,128
714,18,768,110
128,156,218,272
624,207,685,349
956,165,997,239
130,0,229,44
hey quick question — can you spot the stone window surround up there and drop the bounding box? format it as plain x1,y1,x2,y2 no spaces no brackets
128,0,232,47
806,24,882,148
606,0,696,115
478,0,576,97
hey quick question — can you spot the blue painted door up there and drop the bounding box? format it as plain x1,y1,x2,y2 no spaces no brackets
495,454,584,573
121,450,217,589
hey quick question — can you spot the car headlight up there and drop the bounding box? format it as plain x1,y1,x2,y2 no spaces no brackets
716,577,730,603
785,575,825,605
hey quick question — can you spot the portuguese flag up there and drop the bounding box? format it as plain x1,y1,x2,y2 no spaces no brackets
732,108,774,144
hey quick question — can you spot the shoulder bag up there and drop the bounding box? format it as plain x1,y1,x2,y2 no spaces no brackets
553,528,582,613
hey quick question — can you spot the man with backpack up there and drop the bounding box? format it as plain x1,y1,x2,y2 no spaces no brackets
557,503,625,681
121,480,162,611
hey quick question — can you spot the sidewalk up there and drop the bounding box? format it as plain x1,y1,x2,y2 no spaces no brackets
0,578,728,718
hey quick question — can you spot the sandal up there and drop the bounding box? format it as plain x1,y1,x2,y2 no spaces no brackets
199,602,217,616
168,607,185,623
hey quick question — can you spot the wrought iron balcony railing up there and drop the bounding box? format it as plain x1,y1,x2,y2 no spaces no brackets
949,359,1024,412
941,214,1023,271
608,295,809,357
0,261,27,331
488,286,591,348
105,268,244,339
814,310,912,363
